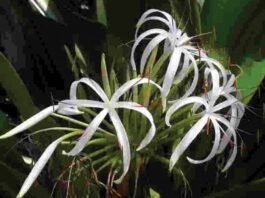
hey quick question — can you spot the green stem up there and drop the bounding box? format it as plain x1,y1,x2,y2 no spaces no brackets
51,113,114,137
155,114,200,144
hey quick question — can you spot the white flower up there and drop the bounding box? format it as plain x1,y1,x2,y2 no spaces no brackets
60,77,162,183
0,77,161,196
192,69,245,154
166,92,239,172
131,9,203,102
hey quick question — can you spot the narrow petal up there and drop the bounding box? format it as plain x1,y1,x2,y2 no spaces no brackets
180,49,199,98
212,114,237,172
67,109,109,156
166,97,208,127
136,9,174,30
173,54,190,85
204,67,220,94
162,48,182,98
130,29,168,70
70,78,109,102
0,105,58,139
201,57,227,87
17,132,80,198
136,16,171,36
226,73,236,89
187,117,221,164
217,104,238,154
169,115,209,171
213,96,238,112
140,33,168,73
59,99,105,111
57,99,105,115
111,78,162,102
108,110,131,184
114,101,156,150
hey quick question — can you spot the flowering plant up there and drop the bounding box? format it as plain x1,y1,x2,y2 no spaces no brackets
0,9,245,197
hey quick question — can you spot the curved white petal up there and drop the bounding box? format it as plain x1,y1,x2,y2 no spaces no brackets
0,105,58,139
216,104,237,154
166,97,208,127
226,73,236,89
169,115,209,171
201,57,227,87
161,48,182,99
213,96,238,112
111,78,162,102
59,99,105,109
57,99,105,115
136,16,171,36
235,102,245,129
70,78,109,102
204,67,220,94
136,9,175,31
109,110,131,184
67,109,109,156
173,54,190,85
187,117,221,164
131,29,168,70
17,134,71,198
140,33,168,73
114,101,156,150
180,49,199,98
212,114,237,172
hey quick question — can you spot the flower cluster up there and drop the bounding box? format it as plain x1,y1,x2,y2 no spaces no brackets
131,8,244,171
0,9,244,197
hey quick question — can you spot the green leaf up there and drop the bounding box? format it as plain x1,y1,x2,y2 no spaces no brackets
237,57,265,104
96,0,107,26
149,188,160,198
75,44,88,69
0,53,57,140
101,53,111,98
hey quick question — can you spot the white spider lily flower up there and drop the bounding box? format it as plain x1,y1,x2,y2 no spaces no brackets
60,77,162,183
16,131,81,198
131,9,205,103
215,73,245,153
0,105,59,139
166,94,239,172
190,68,245,155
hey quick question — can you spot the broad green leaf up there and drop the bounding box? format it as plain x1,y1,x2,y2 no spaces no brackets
237,57,265,104
202,0,251,47
0,52,56,138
